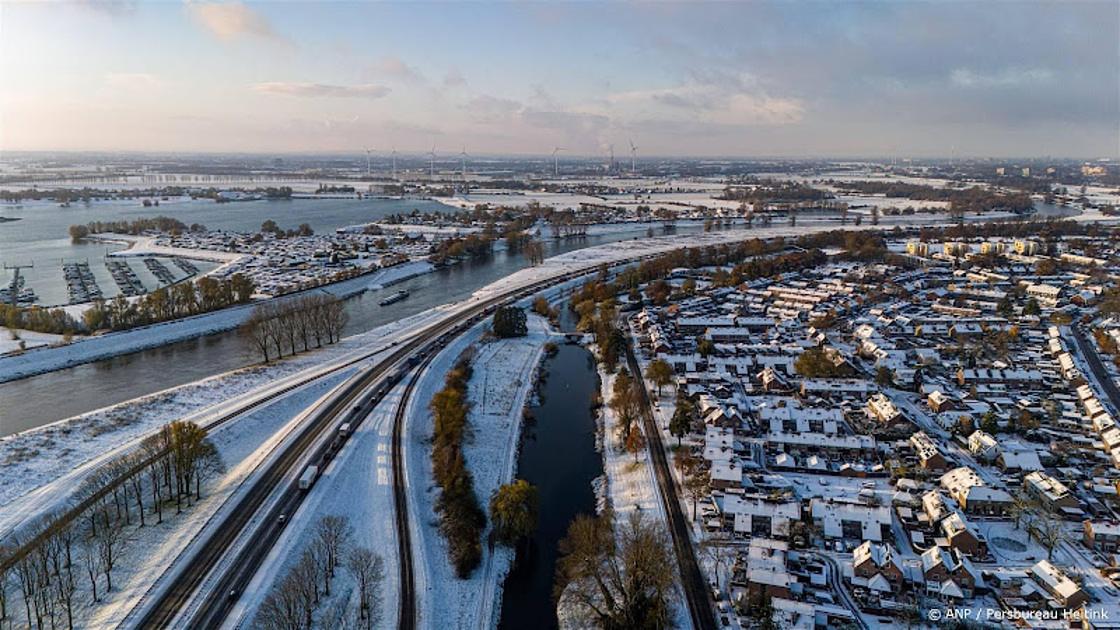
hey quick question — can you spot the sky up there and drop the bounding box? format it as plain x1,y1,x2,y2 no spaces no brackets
0,1,1117,158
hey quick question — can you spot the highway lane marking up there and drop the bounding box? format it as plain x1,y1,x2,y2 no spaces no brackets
377,467,389,485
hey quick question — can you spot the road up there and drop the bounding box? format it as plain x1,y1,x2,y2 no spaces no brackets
392,364,426,630
813,552,869,630
137,357,402,628
1070,326,1120,415
623,331,718,630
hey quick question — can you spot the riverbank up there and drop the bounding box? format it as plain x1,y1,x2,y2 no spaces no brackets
0,259,434,382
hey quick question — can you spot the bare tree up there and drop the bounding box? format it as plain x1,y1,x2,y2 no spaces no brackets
80,532,102,603
240,309,273,363
1032,509,1070,561
0,547,10,627
14,543,41,629
255,576,304,630
556,511,677,629
346,547,385,629
314,515,353,580
94,508,123,592
291,551,320,627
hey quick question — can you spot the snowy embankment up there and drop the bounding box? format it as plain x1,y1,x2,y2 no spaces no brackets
570,341,692,629
0,306,449,535
404,314,550,630
87,371,357,629
0,260,433,381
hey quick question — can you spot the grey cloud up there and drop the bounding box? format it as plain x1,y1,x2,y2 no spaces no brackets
252,82,391,99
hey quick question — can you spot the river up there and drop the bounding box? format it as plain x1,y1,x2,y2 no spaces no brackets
0,226,691,435
499,308,602,630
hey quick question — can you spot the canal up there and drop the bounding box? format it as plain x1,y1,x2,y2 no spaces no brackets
498,308,602,630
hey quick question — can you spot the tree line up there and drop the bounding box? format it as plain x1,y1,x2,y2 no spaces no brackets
255,515,386,630
68,216,202,242
83,273,255,332
0,420,221,630
1,304,77,336
428,351,487,577
2,272,253,338
240,293,349,363
834,180,1034,215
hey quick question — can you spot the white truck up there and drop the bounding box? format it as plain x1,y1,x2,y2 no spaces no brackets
298,465,319,491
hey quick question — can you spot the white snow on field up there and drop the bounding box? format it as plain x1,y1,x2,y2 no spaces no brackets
0,328,63,355
0,259,434,382
597,369,664,520
404,312,549,630
231,382,407,630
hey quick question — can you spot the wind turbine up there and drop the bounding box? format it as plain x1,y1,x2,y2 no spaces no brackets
364,148,372,177
390,148,398,180
428,144,437,181
551,147,565,177
608,144,615,173
459,146,469,182
628,138,637,173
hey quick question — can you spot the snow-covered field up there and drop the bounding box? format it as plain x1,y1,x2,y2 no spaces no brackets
0,259,433,383
0,328,63,355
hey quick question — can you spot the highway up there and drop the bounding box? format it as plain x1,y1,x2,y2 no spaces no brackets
623,322,718,630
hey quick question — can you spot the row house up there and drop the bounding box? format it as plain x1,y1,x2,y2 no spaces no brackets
921,545,982,600
809,498,891,544
1024,471,1081,516
940,466,1013,516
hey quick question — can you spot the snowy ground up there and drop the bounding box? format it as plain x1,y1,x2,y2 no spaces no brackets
229,381,408,630
89,371,356,629
0,306,448,536
0,259,433,382
405,313,551,630
595,357,693,630
0,328,63,355
0,362,358,630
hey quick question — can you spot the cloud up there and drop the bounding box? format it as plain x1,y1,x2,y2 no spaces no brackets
950,67,1054,88
187,2,286,43
78,0,137,16
252,82,391,99
607,76,804,126
442,70,467,89
368,56,425,83
464,95,523,123
104,72,161,90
